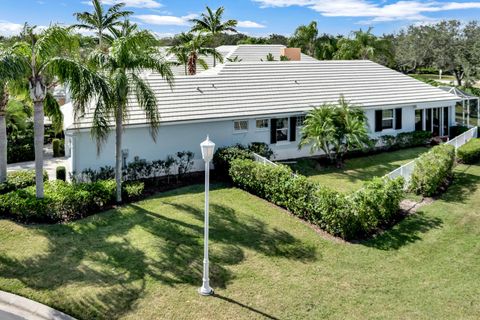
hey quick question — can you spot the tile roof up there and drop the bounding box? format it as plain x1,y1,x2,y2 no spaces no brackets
68,46,459,130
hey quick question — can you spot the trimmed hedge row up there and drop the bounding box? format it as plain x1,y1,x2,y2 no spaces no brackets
457,138,480,164
0,170,48,195
229,159,405,240
409,144,456,197
0,180,144,223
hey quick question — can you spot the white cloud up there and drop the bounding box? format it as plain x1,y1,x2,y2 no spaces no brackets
237,20,266,28
0,21,48,37
134,14,197,26
82,0,162,9
252,0,480,23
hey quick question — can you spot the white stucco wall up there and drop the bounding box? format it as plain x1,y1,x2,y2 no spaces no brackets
66,102,457,174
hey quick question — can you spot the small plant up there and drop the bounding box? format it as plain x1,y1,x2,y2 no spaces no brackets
123,181,145,201
176,151,195,178
164,155,176,183
56,166,66,181
124,157,152,181
52,139,65,158
280,55,290,61
261,53,276,61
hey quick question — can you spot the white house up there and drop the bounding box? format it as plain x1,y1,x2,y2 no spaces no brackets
61,45,460,174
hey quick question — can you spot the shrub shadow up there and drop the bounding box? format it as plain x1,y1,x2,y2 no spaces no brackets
361,211,443,250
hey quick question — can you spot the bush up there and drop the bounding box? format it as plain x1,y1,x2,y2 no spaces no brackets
410,144,456,196
457,138,480,164
123,181,145,201
229,159,405,240
0,170,48,195
213,145,254,177
449,125,469,139
248,142,274,159
56,166,66,181
379,131,432,150
52,139,65,158
0,180,116,223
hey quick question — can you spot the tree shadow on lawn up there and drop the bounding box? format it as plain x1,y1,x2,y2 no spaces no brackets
0,188,316,319
361,212,443,251
442,166,480,204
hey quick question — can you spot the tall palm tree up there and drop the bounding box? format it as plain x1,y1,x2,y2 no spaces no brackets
87,30,174,202
190,6,237,67
1,25,106,197
289,21,318,57
73,0,132,48
0,80,8,183
172,32,223,75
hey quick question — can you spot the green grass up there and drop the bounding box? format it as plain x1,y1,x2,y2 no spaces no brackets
289,147,429,192
0,163,479,319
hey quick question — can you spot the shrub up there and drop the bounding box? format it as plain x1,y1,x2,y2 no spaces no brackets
457,138,480,164
229,159,405,240
52,139,65,158
56,166,66,181
0,180,117,223
449,125,469,139
410,144,455,196
213,145,254,177
123,181,145,201
379,131,432,151
176,151,195,177
248,142,274,159
0,170,48,195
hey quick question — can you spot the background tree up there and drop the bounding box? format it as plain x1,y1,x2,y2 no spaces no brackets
86,30,174,202
335,28,392,62
73,0,132,48
299,96,371,167
190,6,237,67
0,79,8,183
289,21,318,57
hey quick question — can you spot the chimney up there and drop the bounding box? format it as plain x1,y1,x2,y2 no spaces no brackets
280,48,301,61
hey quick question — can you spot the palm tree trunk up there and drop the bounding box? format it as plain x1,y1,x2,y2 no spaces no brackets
213,54,216,68
188,52,197,76
115,106,123,203
33,100,44,198
0,110,7,184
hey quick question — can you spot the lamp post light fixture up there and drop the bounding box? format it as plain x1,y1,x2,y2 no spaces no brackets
199,136,215,296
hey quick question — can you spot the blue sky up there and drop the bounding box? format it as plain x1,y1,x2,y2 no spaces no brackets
1,0,480,38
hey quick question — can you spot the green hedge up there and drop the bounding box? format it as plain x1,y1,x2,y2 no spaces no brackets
52,139,65,158
229,159,405,240
409,144,456,196
56,166,66,181
457,138,480,164
0,180,145,223
0,170,49,195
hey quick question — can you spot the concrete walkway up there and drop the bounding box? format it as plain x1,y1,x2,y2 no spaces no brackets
7,144,68,181
0,291,76,320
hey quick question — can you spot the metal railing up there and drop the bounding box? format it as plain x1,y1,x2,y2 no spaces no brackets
385,126,478,184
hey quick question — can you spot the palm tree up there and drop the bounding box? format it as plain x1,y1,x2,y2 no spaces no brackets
172,32,223,75
190,6,237,67
73,0,132,48
167,44,189,75
87,30,174,202
299,96,371,167
0,80,8,183
334,28,392,61
289,21,318,57
1,25,106,197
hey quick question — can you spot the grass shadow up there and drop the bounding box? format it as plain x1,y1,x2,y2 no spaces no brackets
0,185,316,319
361,212,443,250
442,165,480,204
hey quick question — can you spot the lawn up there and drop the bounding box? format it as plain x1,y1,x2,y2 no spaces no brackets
288,147,429,192
0,163,479,319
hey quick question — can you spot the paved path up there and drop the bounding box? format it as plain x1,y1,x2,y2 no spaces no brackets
0,291,76,320
7,144,68,181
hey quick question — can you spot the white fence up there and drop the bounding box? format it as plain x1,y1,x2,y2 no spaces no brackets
385,126,478,184
253,153,278,166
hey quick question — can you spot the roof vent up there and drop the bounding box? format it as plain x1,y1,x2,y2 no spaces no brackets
281,48,301,61
196,87,203,93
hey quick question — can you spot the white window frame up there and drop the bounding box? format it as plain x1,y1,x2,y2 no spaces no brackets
382,109,395,130
255,118,269,131
233,119,249,133
276,117,289,142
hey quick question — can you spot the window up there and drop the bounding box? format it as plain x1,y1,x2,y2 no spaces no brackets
296,115,306,127
256,119,269,130
276,118,289,142
382,109,394,129
233,120,248,132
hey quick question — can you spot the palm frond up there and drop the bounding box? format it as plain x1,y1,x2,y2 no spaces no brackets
131,73,159,141
44,91,63,133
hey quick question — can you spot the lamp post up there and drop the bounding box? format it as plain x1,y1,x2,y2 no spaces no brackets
199,136,215,296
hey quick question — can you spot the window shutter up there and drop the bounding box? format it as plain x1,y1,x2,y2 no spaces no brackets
290,116,297,141
375,110,382,132
395,108,402,130
270,118,277,144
